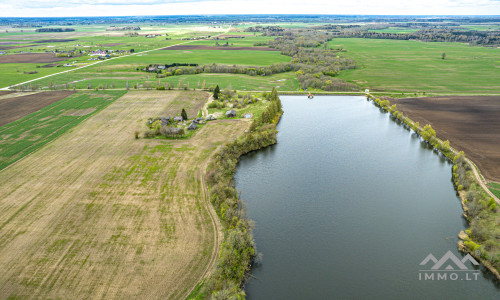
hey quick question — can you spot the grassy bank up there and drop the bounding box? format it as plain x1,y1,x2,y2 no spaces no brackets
189,91,283,299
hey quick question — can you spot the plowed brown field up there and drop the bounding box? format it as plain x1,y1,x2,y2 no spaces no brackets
392,96,500,181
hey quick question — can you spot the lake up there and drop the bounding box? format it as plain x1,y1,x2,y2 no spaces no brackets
235,96,500,299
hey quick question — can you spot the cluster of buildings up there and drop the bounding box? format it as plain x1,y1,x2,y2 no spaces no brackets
88,49,129,60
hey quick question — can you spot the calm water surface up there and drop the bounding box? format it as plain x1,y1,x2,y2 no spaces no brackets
235,96,500,299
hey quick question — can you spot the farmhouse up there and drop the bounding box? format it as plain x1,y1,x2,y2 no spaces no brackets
173,116,183,122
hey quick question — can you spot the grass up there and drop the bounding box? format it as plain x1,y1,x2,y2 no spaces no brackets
368,27,419,34
188,36,274,47
489,183,500,199
488,182,500,190
96,48,290,66
458,25,500,31
31,70,299,91
490,188,500,199
330,38,500,93
0,90,126,171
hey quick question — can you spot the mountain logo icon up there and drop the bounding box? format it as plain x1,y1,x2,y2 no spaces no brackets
420,250,479,270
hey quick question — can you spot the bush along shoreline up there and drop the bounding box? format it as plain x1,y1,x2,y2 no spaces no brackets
196,90,283,299
366,93,500,281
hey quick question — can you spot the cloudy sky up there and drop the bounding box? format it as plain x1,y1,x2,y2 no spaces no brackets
1,0,499,17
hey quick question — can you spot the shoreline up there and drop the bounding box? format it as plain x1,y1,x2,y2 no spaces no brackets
366,92,500,282
190,93,283,298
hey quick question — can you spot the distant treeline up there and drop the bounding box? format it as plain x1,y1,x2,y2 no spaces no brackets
143,62,299,77
35,28,75,32
319,25,500,46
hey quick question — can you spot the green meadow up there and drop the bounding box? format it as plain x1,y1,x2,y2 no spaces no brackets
0,90,126,170
188,36,274,47
96,48,290,66
368,27,419,34
330,38,500,93
34,71,299,91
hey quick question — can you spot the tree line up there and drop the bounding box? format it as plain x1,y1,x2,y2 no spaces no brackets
259,26,360,91
319,25,500,46
143,62,300,77
201,90,283,298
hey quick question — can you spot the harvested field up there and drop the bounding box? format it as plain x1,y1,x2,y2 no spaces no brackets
0,91,75,127
0,90,248,299
392,96,500,181
34,39,76,43
0,42,32,45
0,44,37,50
163,45,278,51
160,90,208,117
0,53,74,64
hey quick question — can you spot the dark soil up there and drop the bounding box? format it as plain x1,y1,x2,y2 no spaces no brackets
0,53,74,64
392,96,500,181
0,91,76,127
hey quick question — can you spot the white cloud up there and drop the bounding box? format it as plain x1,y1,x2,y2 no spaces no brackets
1,0,499,17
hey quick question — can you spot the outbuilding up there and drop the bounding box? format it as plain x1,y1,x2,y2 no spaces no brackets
225,110,237,118
188,122,197,130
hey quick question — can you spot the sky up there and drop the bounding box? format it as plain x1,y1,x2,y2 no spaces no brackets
0,0,499,17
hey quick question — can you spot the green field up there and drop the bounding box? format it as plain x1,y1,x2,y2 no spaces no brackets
330,38,500,93
488,182,500,199
490,188,500,199
188,37,274,47
489,182,500,189
94,48,290,66
0,90,126,170
33,70,299,91
458,25,500,31
368,27,419,34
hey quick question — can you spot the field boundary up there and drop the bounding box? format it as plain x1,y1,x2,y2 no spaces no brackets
181,162,223,300
367,92,499,205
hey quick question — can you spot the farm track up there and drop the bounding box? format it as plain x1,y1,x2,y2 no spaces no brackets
0,90,247,299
